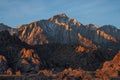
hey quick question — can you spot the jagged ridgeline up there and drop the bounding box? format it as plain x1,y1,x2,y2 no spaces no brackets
15,14,120,48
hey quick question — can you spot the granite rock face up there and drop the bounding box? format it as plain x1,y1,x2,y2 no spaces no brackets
15,14,120,49
19,48,40,74
0,14,120,49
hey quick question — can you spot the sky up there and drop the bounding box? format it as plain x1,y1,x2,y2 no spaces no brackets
0,0,120,28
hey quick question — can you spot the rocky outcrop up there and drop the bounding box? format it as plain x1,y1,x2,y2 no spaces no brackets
96,51,120,80
0,31,39,74
0,55,8,74
19,48,40,74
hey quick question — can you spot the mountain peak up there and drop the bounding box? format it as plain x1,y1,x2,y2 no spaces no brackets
54,13,67,17
49,13,68,21
99,25,118,32
102,25,117,29
86,24,99,29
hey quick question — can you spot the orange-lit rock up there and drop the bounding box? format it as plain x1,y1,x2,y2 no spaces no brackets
21,59,29,65
76,46,85,53
95,51,120,79
19,48,40,74
6,68,12,75
16,71,21,76
0,55,7,62
77,33,97,49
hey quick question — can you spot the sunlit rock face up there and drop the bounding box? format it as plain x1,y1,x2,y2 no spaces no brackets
0,14,120,48
16,14,84,45
96,51,120,80
99,25,120,40
102,51,120,71
15,14,120,49
0,14,119,48
18,48,40,74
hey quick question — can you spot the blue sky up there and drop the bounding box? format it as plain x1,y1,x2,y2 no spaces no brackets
0,0,120,28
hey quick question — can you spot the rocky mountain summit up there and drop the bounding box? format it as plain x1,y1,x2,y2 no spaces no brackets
14,14,120,50
0,14,120,48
